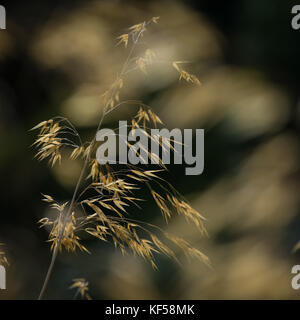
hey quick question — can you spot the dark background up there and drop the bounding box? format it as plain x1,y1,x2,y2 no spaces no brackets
0,0,300,299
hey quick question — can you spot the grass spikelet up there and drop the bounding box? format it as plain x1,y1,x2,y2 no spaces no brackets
117,34,129,48
70,278,91,300
172,61,201,85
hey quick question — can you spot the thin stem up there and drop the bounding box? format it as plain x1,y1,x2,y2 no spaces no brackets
38,158,89,300
38,242,59,300
38,26,144,300
73,288,81,300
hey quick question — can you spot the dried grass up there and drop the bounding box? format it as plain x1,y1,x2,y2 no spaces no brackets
32,17,207,300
